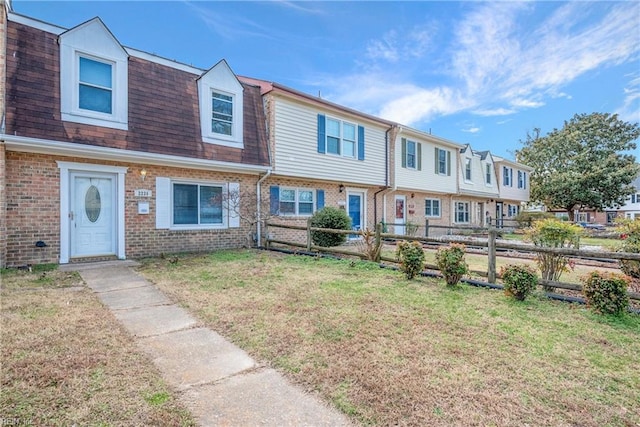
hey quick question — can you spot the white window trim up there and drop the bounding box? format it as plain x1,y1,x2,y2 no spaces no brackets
436,147,449,176
325,116,358,159
279,187,316,217
425,198,441,218
464,158,473,183
199,87,243,147
406,140,417,170
454,201,471,224
60,46,128,130
57,161,127,264
485,163,493,187
170,179,229,230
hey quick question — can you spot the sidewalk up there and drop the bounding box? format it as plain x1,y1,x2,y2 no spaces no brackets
62,261,352,426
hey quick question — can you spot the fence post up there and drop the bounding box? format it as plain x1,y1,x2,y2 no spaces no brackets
375,222,382,262
306,218,312,251
425,219,429,237
488,227,497,283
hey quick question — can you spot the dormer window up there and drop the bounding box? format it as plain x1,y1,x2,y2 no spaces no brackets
198,60,244,148
59,18,128,130
79,56,113,114
211,91,233,136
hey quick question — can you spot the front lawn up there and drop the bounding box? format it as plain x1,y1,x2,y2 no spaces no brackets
139,250,640,426
0,267,195,426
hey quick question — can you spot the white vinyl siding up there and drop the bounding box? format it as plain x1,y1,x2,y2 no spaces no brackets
273,100,386,186
395,136,457,194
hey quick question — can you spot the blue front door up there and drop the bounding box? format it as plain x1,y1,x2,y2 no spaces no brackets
348,193,363,238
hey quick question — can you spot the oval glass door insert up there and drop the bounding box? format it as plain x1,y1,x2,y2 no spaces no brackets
85,185,101,223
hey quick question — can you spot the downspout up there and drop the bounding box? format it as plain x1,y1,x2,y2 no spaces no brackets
373,126,393,225
256,169,272,248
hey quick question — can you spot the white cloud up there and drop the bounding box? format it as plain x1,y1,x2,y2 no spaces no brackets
473,108,516,117
462,126,481,134
510,99,545,109
320,2,640,129
617,72,640,123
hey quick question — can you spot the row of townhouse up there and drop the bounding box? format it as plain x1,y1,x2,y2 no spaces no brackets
0,4,531,267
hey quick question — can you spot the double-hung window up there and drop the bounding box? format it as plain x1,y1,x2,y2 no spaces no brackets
485,164,492,185
325,118,357,158
406,141,417,169
79,56,113,114
503,167,513,186
211,91,233,136
435,148,451,175
465,158,472,181
517,170,527,189
59,18,129,130
508,204,519,217
173,183,224,226
318,114,365,160
425,199,440,217
455,202,470,223
279,188,315,216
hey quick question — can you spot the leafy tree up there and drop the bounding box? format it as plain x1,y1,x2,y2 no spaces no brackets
516,113,640,218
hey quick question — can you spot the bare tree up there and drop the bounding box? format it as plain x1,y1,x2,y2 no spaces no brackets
223,188,274,248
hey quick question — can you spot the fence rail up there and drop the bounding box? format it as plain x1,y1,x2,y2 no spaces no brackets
265,220,640,301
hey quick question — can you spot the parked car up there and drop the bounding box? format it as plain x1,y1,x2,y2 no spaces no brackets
578,222,606,231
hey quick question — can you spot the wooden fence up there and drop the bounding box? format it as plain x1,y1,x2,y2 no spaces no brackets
265,220,640,301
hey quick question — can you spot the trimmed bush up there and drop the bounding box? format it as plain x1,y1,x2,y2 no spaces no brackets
396,241,425,280
501,264,538,301
582,272,630,316
514,211,554,228
310,207,352,247
435,244,468,286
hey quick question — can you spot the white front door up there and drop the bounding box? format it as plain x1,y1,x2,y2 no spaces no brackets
70,173,117,257
395,195,406,235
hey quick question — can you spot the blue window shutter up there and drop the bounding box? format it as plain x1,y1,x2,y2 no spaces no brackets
357,125,365,161
317,114,326,154
270,186,279,215
401,138,407,168
316,189,325,210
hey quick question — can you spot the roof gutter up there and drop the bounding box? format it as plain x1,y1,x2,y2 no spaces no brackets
2,134,271,175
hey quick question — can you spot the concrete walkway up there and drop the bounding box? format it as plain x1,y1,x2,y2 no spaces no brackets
62,261,352,427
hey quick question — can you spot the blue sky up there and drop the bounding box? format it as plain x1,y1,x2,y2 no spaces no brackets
13,1,640,159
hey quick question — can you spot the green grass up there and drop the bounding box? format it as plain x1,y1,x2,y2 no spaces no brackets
139,250,640,427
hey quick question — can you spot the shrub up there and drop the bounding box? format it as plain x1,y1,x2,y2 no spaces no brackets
435,244,468,286
501,264,538,301
514,211,554,228
396,241,425,280
405,221,419,237
356,228,382,261
310,207,351,247
582,272,630,316
616,218,640,279
525,218,582,291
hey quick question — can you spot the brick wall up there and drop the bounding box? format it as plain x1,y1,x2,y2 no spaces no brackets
4,152,259,266
261,176,382,246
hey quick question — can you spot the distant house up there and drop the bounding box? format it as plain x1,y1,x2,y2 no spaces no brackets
616,175,640,221
238,77,395,242
391,127,461,235
0,7,270,267
493,156,533,227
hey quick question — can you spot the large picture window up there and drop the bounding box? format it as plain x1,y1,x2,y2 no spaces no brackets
173,183,223,225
